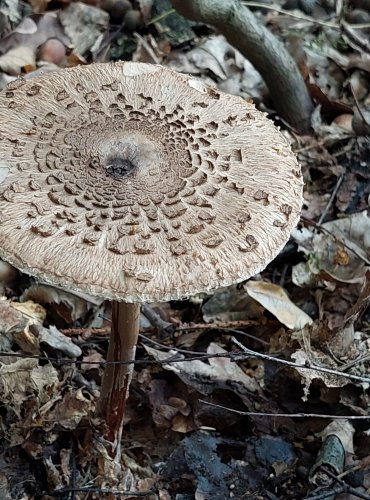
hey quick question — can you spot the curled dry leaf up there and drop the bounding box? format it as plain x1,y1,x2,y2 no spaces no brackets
144,342,260,397
0,358,59,415
0,298,28,335
0,0,21,24
291,349,348,401
9,300,46,353
46,388,93,430
59,2,109,57
33,324,82,358
244,280,313,330
11,299,46,323
0,298,28,350
21,284,97,323
292,211,370,286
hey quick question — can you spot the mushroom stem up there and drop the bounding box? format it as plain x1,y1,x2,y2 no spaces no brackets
97,301,140,456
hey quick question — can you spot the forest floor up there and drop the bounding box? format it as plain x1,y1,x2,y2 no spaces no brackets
0,0,370,498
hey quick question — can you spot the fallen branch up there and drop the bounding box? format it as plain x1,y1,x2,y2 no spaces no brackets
170,0,313,132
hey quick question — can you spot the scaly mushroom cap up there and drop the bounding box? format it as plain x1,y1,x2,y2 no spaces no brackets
0,62,303,302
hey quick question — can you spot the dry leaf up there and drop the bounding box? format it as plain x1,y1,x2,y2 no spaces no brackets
47,389,93,429
291,349,348,401
21,284,97,323
11,300,46,323
3,300,46,353
59,3,109,56
244,281,313,330
0,13,69,55
144,342,260,396
202,285,263,323
34,324,82,358
0,0,21,25
292,211,370,286
0,358,59,415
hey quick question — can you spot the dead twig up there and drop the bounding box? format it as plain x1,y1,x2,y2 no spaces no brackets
315,467,370,500
147,3,370,29
306,485,347,499
199,400,370,420
317,174,344,225
43,487,154,497
141,303,176,336
2,341,370,385
341,20,370,53
230,337,370,385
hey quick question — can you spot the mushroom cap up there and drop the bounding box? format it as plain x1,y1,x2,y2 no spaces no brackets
0,62,303,303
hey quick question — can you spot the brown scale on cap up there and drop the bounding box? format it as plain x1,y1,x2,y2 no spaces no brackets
0,62,303,303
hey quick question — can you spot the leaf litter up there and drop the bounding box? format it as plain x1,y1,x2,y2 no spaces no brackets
0,0,370,498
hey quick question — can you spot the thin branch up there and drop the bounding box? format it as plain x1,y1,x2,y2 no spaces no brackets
243,1,340,28
139,333,205,355
43,487,154,497
317,174,344,225
306,486,345,500
199,399,370,419
2,341,370,384
341,20,370,53
319,467,370,500
146,3,370,29
231,337,370,384
244,1,370,29
171,0,313,131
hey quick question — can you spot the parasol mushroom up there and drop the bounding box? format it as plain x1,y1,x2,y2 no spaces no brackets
0,62,303,456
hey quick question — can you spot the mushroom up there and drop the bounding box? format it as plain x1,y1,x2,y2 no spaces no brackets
0,62,303,456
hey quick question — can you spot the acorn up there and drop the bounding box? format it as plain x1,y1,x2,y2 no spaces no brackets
38,38,66,65
100,0,131,23
346,8,370,23
123,9,143,30
352,109,370,136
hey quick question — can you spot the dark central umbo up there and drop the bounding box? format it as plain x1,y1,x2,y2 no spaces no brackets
105,155,137,179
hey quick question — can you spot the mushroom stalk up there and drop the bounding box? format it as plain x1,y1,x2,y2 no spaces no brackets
97,301,140,456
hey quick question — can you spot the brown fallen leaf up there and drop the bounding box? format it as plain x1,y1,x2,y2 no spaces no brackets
32,324,82,358
244,281,313,330
21,284,98,323
0,358,59,415
144,342,260,397
47,388,93,429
